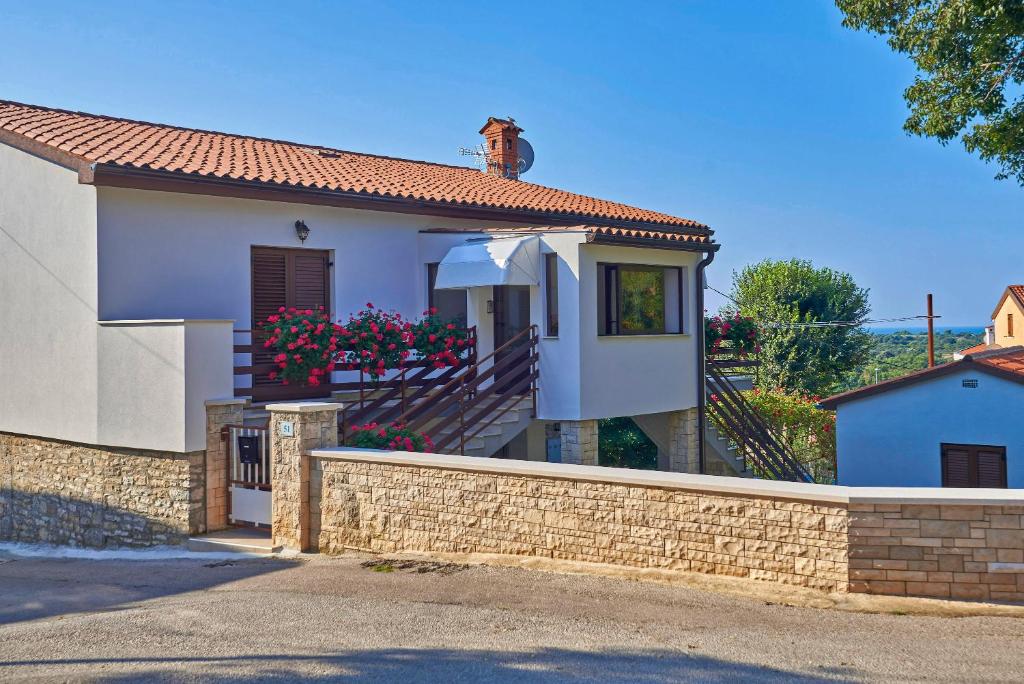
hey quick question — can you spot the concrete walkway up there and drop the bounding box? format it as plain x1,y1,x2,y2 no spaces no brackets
1,552,1022,681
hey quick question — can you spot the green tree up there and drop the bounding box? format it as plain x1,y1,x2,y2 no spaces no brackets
729,259,872,396
837,0,1024,184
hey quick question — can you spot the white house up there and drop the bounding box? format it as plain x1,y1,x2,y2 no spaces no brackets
820,348,1024,488
0,100,753,481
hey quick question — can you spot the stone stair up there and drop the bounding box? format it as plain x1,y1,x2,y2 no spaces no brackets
703,424,752,478
430,395,534,457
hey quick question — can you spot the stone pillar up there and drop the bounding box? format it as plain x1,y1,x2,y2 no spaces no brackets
560,420,598,466
668,408,700,473
204,398,247,532
267,402,342,553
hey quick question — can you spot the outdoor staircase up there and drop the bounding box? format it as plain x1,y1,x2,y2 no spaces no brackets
337,325,540,459
703,423,752,477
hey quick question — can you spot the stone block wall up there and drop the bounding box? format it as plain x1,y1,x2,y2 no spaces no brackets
204,399,245,531
0,432,205,547
667,408,699,473
849,502,1024,602
308,453,850,592
559,420,597,465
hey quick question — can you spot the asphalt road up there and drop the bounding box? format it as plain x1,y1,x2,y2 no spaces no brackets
1,553,1023,682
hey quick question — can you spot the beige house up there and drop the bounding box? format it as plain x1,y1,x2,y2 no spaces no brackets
954,285,1024,359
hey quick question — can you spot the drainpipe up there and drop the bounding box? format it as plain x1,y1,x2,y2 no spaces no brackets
694,248,717,475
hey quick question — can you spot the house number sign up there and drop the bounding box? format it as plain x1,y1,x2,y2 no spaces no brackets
278,421,295,438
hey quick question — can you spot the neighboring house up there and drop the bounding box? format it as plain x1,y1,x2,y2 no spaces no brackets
820,348,1024,488
953,285,1024,359
3,97,807,546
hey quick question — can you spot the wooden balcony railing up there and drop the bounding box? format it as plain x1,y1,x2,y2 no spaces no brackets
233,326,477,405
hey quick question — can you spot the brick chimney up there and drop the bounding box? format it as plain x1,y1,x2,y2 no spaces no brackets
480,117,524,179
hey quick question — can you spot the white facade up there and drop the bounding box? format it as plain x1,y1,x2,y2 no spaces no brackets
835,368,1024,488
2,141,710,453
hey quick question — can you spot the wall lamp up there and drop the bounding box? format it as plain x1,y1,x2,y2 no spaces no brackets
295,219,310,243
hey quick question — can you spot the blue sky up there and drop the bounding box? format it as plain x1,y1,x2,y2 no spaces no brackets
2,1,1019,326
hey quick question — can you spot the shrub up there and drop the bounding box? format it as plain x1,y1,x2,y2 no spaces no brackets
349,422,433,453
708,388,836,483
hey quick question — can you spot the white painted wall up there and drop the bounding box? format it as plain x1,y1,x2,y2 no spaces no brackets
835,368,1024,487
0,143,99,443
578,244,700,419
97,188,514,324
97,320,233,452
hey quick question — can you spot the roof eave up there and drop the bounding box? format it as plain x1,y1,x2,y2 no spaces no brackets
82,162,714,237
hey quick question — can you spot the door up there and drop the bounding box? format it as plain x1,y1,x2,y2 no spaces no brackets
492,285,531,394
941,443,1007,488
251,246,331,401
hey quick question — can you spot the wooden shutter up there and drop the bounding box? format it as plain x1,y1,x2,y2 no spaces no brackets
250,247,330,401
942,447,972,487
942,444,1007,488
977,448,1007,488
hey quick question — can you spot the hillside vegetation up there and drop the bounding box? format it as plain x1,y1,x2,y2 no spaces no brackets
838,329,982,392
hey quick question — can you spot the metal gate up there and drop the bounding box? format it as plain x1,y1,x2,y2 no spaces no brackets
224,425,272,527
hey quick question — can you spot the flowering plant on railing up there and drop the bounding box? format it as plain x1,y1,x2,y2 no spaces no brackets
259,307,342,387
411,309,471,369
337,303,413,380
349,421,433,453
705,311,759,357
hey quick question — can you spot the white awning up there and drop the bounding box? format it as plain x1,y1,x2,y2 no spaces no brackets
434,235,541,289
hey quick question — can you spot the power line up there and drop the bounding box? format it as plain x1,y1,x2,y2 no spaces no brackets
706,283,939,329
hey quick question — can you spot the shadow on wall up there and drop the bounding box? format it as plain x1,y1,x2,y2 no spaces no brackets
0,486,203,549
0,556,298,627
0,647,859,682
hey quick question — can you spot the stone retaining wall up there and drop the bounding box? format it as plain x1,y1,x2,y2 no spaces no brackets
296,447,1024,603
0,432,205,547
849,502,1024,602
307,451,850,592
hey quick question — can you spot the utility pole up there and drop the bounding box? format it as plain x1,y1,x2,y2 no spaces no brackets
927,294,935,368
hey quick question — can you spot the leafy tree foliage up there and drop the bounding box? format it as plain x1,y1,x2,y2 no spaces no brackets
837,0,1024,184
729,259,872,396
597,418,658,470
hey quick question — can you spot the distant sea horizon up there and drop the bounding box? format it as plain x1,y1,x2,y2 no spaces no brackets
867,326,984,335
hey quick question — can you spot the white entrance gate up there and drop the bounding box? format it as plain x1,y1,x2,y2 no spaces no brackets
226,426,272,527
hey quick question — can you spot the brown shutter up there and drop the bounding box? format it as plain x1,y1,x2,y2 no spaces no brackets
942,447,972,487
250,247,331,401
293,252,329,312
976,449,1007,488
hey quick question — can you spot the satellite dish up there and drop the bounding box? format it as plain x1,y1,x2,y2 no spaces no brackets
517,137,535,175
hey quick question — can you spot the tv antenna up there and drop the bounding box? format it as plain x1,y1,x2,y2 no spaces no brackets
459,144,490,171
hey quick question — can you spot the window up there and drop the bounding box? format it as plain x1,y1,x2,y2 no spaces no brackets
426,263,467,325
544,253,559,336
598,263,684,336
1009,313,1014,337
941,444,1007,488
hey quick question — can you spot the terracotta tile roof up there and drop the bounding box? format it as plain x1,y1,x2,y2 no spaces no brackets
819,346,1024,409
0,99,709,233
1010,286,1024,306
976,347,1024,376
956,342,993,357
424,224,712,246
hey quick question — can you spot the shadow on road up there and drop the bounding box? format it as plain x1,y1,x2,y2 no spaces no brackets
0,556,298,626
0,647,859,682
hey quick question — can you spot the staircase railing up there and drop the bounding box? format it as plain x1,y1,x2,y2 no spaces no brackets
390,325,539,455
706,363,813,482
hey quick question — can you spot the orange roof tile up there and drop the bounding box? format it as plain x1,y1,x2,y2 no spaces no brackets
956,342,993,356
976,348,1024,377
0,99,710,234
